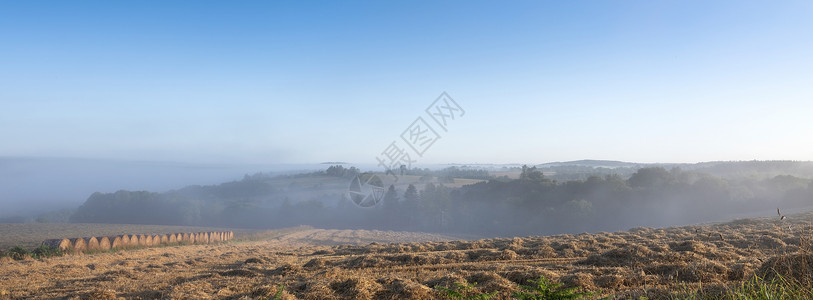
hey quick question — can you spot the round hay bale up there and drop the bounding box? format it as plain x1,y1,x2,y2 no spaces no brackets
70,238,87,253
118,235,131,247
159,234,169,245
168,233,178,244
108,236,123,249
42,238,72,251
97,236,112,251
127,234,139,247
145,235,154,246
84,237,100,251
137,234,148,247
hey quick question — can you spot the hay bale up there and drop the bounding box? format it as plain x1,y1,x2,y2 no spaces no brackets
97,236,111,251
168,233,178,244
127,234,140,247
118,235,131,247
145,235,155,247
42,238,72,251
152,234,162,246
138,234,152,247
70,238,87,253
200,232,210,244
159,234,169,245
108,236,123,249
181,233,190,244
84,237,100,251
188,233,196,244
228,231,234,240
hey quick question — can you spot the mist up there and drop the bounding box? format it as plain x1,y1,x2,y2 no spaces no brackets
0,157,335,220
20,161,810,238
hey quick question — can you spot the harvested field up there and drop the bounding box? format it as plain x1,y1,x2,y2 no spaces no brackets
1,212,813,299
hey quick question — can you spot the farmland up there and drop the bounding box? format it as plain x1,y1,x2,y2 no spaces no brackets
2,211,812,299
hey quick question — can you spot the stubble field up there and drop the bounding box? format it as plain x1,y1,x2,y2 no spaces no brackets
1,212,812,299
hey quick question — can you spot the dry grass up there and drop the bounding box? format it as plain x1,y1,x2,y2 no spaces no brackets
2,212,813,299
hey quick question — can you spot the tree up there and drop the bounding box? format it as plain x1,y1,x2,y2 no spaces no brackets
382,185,402,228
520,165,544,181
403,184,420,228
628,167,673,188
420,183,452,230
383,185,399,209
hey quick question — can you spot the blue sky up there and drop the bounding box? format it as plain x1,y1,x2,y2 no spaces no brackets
1,1,812,165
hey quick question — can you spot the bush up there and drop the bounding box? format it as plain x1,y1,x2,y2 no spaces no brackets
7,246,32,260
32,245,64,259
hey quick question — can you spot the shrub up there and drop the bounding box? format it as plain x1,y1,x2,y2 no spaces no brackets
7,246,32,260
32,245,64,258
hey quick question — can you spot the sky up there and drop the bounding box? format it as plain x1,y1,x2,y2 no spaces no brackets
1,1,812,166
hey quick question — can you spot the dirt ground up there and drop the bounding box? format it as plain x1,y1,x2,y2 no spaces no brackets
1,213,811,299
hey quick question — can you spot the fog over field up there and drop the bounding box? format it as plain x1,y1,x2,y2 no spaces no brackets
0,157,330,217
4,2,813,298
2,1,812,232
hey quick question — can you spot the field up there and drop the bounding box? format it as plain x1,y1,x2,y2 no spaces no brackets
1,212,812,299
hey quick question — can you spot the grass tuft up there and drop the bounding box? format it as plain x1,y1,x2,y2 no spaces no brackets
514,275,595,300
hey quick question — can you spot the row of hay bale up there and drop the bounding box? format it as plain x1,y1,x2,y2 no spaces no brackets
41,231,234,254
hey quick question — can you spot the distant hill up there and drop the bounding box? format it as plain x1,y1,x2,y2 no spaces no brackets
537,159,643,169
535,160,813,182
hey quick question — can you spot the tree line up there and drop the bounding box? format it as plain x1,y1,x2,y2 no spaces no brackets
69,164,813,236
